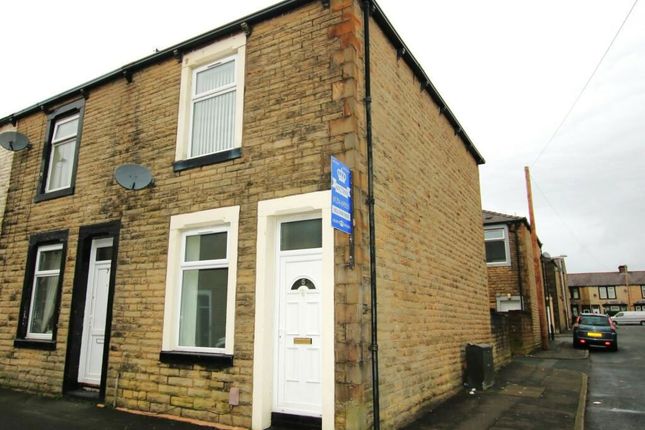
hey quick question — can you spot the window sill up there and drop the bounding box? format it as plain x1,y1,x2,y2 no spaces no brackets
14,338,56,350
159,350,233,367
173,148,241,172
486,261,511,268
34,187,74,203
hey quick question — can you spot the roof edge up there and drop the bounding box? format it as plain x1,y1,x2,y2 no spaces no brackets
0,0,485,165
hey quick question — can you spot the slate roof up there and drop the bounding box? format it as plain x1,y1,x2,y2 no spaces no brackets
568,271,645,287
483,210,527,226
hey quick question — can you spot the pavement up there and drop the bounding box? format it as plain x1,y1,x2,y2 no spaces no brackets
403,333,589,430
0,388,212,430
0,334,587,430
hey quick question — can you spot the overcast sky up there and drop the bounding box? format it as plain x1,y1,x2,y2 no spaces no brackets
1,0,642,273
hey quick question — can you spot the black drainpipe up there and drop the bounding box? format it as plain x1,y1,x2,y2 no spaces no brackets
362,1,380,428
513,223,524,310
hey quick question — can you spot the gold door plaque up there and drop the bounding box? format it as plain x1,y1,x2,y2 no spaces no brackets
293,337,313,345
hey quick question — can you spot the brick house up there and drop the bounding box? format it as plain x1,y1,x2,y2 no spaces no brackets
568,265,645,317
483,210,543,355
542,255,571,333
0,1,492,429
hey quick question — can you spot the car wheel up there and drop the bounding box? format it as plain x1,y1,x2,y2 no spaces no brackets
640,321,645,326
611,342,618,352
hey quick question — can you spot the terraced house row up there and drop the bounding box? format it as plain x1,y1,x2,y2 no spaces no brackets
0,1,492,429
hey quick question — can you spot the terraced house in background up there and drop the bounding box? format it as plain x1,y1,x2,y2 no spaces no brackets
0,1,492,429
482,210,545,357
568,265,645,317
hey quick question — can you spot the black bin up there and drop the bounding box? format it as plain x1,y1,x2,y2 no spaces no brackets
465,343,494,390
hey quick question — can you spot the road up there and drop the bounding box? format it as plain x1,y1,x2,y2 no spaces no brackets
586,325,645,429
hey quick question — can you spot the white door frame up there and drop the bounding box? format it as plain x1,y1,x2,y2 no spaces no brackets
77,237,113,385
252,191,335,430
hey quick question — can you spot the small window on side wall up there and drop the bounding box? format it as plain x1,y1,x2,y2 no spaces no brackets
15,230,68,350
35,99,85,202
484,226,510,266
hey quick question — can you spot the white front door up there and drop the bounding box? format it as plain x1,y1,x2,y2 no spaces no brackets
274,219,323,417
78,238,113,386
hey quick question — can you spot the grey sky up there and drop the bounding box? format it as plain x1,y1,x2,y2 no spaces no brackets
1,0,643,273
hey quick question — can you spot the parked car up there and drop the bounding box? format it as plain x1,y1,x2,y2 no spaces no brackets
573,313,618,351
611,311,645,326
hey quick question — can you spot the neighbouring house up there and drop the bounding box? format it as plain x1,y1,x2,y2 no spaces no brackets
483,210,544,357
542,255,571,333
568,265,645,318
0,1,492,429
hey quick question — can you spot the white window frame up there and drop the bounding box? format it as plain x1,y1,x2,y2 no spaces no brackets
484,225,511,267
26,243,63,340
571,287,580,299
641,285,645,298
45,114,80,193
175,33,246,162
162,206,239,356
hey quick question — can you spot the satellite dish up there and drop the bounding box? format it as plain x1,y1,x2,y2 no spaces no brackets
114,164,154,190
542,252,551,259
0,131,31,151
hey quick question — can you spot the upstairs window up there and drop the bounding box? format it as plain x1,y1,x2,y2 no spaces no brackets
641,285,645,298
571,287,580,299
598,286,616,300
174,33,246,172
36,99,85,202
46,114,80,192
484,226,510,266
190,57,236,158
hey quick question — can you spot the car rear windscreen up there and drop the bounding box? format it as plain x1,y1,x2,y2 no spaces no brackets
580,316,610,326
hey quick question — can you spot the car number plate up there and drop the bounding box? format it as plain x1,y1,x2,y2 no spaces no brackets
587,332,602,338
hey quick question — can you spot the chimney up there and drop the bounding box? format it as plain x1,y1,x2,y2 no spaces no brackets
618,265,628,273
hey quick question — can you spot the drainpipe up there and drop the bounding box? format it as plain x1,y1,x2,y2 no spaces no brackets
362,1,380,428
513,224,524,310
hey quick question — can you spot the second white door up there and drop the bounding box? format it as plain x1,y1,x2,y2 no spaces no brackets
77,238,112,386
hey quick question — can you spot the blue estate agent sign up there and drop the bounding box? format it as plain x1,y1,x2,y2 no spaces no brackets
331,156,353,234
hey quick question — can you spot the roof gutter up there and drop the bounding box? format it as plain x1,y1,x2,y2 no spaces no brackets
0,0,484,165
0,0,312,126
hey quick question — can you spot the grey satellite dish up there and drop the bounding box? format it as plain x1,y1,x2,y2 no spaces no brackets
0,131,31,151
114,164,154,190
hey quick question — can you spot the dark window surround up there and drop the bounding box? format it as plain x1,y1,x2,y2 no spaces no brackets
159,350,233,369
14,230,69,350
63,221,120,402
571,287,580,299
172,147,241,172
34,99,85,203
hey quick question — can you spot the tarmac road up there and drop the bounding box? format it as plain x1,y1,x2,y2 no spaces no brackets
585,325,645,430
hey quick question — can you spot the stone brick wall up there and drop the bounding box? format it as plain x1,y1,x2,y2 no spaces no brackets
366,12,492,429
490,313,511,369
0,1,494,429
0,2,352,428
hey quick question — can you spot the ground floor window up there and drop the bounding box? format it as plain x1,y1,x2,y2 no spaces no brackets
15,230,68,349
161,206,239,356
